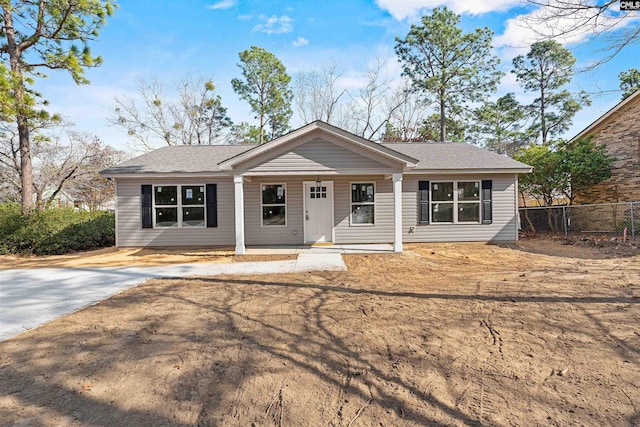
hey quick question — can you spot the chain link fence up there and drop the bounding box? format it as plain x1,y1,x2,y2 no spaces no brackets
519,202,640,240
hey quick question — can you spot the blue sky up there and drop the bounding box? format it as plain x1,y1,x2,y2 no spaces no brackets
37,0,640,152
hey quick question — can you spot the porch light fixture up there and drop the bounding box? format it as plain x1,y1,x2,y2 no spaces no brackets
316,176,322,192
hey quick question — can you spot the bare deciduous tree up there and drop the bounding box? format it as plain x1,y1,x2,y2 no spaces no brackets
32,132,124,209
345,58,408,141
110,75,232,150
1,124,125,210
522,1,639,68
294,61,348,125
383,80,432,142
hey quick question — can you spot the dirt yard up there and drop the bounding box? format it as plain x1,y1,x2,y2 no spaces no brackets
1,239,639,426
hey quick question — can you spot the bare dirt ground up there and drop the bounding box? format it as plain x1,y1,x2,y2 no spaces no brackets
0,247,294,269
1,239,639,426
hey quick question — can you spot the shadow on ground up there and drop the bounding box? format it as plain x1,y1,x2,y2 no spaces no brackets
1,242,639,425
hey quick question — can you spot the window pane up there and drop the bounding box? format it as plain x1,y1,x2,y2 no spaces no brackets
458,182,480,201
352,183,374,203
263,206,286,226
182,185,205,206
351,204,374,224
262,184,285,205
182,207,205,227
155,186,177,205
432,202,453,222
459,203,480,222
155,207,178,227
431,182,453,201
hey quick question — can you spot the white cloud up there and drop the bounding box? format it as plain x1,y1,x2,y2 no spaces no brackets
374,0,520,20
292,36,309,47
495,2,636,59
252,15,293,34
206,0,235,10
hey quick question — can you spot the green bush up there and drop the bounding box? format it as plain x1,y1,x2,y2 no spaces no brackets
0,203,27,243
0,205,115,255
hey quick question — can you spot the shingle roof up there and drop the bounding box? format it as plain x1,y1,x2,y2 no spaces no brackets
100,145,252,175
101,141,530,176
382,142,530,171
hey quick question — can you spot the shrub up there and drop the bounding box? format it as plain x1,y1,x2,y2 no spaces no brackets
0,205,115,255
0,203,26,244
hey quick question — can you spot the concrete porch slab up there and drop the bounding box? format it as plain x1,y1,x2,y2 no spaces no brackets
244,243,395,255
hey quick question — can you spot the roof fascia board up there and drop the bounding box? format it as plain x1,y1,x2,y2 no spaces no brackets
405,168,532,174
570,89,640,142
100,172,232,179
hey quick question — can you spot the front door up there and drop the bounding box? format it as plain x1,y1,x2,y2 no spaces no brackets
304,181,334,244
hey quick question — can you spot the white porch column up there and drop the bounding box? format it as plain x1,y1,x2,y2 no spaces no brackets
392,173,403,253
234,175,246,255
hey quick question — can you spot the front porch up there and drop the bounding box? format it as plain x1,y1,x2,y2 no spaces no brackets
232,174,405,255
243,243,395,255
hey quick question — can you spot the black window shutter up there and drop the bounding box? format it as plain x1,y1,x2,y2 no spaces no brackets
141,185,153,229
206,184,218,228
482,180,493,224
418,180,429,224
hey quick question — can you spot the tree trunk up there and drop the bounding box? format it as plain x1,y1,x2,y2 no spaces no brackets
18,118,34,214
539,62,546,145
439,89,446,142
520,191,536,233
2,6,34,214
35,189,44,211
524,209,536,233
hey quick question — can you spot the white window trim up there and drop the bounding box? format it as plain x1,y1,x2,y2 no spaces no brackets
349,181,376,227
430,180,481,224
152,184,206,229
261,183,287,227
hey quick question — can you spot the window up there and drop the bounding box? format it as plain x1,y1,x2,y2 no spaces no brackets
181,185,205,227
153,185,206,228
457,181,480,222
310,186,327,199
431,181,480,223
351,183,375,225
154,186,178,227
262,184,286,226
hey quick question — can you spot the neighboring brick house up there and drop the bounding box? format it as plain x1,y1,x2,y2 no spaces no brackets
570,90,640,204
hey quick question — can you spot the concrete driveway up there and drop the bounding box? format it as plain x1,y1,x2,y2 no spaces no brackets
0,254,347,342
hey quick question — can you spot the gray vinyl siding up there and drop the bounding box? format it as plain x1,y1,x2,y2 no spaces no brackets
116,173,519,248
246,139,398,174
334,176,394,244
244,178,304,246
115,177,235,247
243,175,394,245
402,174,519,242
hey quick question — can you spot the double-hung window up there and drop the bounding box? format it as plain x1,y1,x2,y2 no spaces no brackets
430,181,480,223
456,181,480,222
154,185,205,228
181,185,206,227
351,183,375,225
262,184,286,226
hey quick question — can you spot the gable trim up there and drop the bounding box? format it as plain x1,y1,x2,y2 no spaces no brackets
218,121,418,171
570,89,640,142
